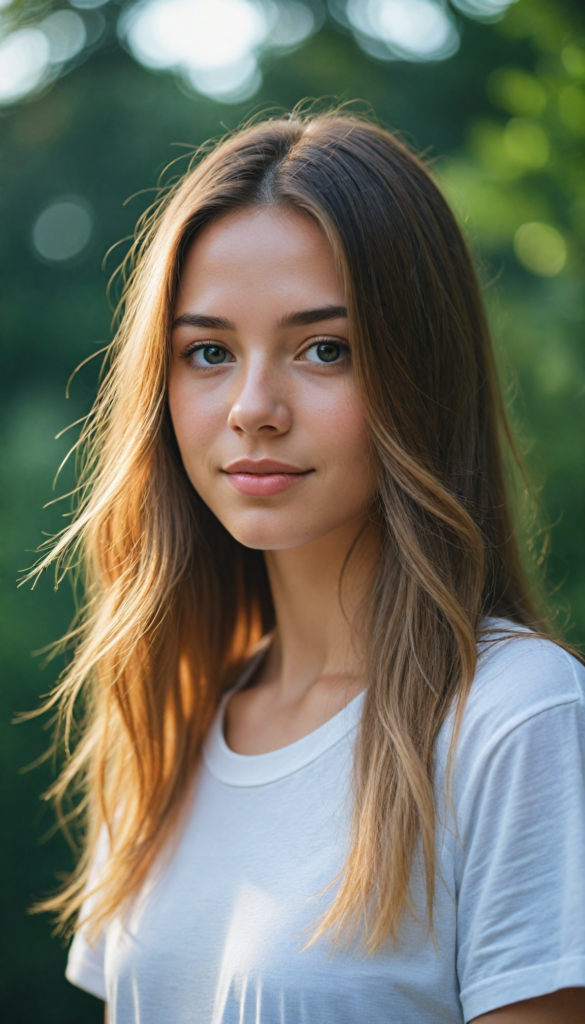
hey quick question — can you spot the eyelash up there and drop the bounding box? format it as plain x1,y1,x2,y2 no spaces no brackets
181,337,350,368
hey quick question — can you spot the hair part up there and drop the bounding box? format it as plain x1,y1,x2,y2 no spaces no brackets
29,107,568,952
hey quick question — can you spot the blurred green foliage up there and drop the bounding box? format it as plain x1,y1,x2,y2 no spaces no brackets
1,1,583,1020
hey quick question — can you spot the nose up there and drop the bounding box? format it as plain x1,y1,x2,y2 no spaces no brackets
227,362,292,437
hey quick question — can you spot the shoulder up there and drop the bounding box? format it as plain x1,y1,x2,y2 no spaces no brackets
438,618,584,773
449,624,585,1021
468,617,582,733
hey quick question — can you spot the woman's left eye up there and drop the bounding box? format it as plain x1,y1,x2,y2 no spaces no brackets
301,341,348,364
187,345,234,366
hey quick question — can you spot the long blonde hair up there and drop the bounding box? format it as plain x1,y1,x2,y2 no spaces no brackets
32,110,556,953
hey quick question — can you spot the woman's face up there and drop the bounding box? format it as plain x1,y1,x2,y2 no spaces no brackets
168,206,377,551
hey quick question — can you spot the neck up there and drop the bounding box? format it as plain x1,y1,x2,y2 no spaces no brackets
262,516,378,701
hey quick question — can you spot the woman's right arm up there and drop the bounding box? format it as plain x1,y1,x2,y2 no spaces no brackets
104,1005,109,1023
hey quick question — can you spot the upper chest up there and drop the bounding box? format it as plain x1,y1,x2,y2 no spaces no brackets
104,747,460,1023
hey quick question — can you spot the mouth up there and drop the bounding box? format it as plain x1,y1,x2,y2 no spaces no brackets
221,459,314,497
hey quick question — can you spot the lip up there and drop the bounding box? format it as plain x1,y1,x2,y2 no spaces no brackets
222,459,314,497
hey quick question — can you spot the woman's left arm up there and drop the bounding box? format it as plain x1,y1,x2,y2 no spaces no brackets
471,987,585,1022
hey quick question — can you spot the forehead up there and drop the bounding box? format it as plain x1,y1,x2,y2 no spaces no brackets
175,206,344,313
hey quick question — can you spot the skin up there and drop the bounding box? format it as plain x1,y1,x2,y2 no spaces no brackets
169,206,378,752
105,205,583,1023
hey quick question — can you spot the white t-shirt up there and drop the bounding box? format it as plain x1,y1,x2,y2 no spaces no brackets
67,623,585,1023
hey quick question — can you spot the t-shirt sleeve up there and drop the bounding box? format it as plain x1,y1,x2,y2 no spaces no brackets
65,828,109,1001
66,926,107,1001
455,655,585,1022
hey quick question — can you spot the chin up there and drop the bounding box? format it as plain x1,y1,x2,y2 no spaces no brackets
218,511,329,552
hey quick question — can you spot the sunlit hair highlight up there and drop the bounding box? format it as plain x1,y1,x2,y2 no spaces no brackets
30,108,561,952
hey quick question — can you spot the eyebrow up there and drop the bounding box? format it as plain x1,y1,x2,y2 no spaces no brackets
171,305,348,332
172,312,236,330
277,305,348,329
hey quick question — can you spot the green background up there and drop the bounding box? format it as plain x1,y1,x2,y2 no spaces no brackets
1,1,583,1019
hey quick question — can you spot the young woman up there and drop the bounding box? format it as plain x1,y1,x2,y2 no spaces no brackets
36,112,584,1023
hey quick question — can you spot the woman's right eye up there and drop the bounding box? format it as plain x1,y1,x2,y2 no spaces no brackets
187,345,234,366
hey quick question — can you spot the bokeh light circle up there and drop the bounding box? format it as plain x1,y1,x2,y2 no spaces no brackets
119,0,314,101
121,0,268,70
346,0,459,62
504,118,549,168
514,222,567,277
0,29,50,104
41,10,87,64
32,198,93,263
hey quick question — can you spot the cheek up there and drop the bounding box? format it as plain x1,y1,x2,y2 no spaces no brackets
306,382,376,501
314,383,371,464
167,375,225,473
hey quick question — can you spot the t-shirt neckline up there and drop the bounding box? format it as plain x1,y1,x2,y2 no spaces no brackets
203,645,365,788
